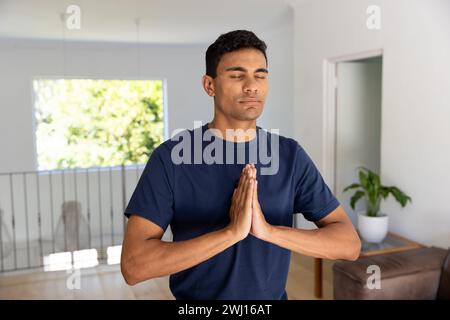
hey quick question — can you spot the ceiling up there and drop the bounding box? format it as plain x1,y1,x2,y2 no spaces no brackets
0,0,294,44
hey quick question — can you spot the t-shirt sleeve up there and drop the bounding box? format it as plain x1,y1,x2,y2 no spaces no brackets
124,145,174,231
293,143,340,222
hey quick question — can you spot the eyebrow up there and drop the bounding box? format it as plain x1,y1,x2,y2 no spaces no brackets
225,66,269,73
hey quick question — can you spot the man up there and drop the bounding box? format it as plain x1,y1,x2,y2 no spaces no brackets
121,30,361,300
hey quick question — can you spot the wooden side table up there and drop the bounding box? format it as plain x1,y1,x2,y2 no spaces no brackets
314,232,425,298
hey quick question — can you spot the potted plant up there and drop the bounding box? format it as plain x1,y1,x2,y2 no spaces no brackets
343,167,412,243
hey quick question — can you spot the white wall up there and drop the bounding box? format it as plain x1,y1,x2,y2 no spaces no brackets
0,23,294,174
291,0,450,248
258,21,295,138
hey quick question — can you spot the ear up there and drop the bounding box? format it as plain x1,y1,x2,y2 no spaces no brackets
202,75,215,97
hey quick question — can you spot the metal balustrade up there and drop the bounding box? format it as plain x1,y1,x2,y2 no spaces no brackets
0,164,145,273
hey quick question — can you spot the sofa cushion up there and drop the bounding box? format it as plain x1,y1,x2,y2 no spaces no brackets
333,247,448,300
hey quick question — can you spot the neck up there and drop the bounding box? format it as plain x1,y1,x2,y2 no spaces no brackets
208,115,257,143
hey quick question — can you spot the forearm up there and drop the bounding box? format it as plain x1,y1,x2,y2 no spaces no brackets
122,227,238,285
262,222,361,261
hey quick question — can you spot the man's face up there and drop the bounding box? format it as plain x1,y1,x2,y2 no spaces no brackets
208,48,268,121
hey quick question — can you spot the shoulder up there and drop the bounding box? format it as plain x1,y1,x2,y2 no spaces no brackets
150,126,197,160
258,127,302,155
156,126,191,149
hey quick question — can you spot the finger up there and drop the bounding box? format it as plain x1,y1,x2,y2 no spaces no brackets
237,164,252,201
244,178,254,211
230,188,237,212
236,166,249,206
253,179,258,204
236,165,249,194
238,168,250,208
247,164,255,179
237,166,245,186
238,168,251,207
239,164,248,180
242,164,251,179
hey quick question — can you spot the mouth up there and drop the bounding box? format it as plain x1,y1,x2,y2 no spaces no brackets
239,100,262,106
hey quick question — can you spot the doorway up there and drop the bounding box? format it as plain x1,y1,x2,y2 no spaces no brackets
323,50,383,225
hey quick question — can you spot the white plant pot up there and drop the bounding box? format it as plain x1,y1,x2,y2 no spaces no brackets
357,211,389,243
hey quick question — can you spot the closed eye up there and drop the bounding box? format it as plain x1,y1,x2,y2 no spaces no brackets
230,75,266,80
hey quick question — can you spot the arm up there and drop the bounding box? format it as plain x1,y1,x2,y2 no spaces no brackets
248,164,361,261
121,164,255,285
121,215,239,285
260,206,361,261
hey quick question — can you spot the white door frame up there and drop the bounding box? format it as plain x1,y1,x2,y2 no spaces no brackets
322,48,383,193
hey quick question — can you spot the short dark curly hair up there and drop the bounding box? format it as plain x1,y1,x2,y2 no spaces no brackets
205,30,268,78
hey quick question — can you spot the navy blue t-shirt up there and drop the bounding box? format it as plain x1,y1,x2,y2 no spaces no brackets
124,123,340,300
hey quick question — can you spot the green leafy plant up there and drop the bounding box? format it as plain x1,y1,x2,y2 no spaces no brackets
343,167,412,217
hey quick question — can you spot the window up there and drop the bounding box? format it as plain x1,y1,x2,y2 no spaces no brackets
33,79,165,170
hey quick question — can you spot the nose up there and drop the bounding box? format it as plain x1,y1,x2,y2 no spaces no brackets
243,78,258,94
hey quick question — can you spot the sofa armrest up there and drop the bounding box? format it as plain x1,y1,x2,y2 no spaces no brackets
437,249,450,299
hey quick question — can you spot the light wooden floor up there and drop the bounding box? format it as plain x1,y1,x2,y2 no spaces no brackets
0,252,335,300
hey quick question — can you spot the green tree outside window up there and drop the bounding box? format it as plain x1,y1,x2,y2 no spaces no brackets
33,79,164,170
